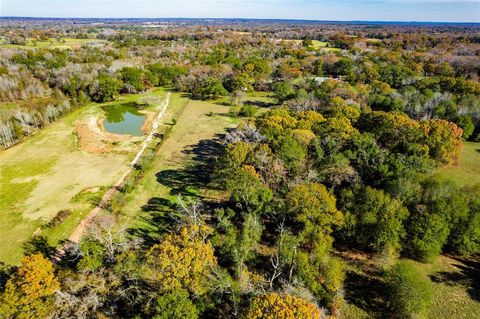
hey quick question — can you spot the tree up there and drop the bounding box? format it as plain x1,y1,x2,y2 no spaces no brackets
77,238,106,272
273,82,295,103
222,141,253,168
385,260,433,319
421,119,463,164
145,225,217,295
0,254,60,318
357,111,423,152
119,67,146,92
448,185,480,256
345,187,409,256
286,183,343,256
407,209,450,262
226,168,273,213
89,75,122,102
153,289,198,319
246,293,322,319
194,77,228,100
149,64,186,86
276,135,306,171
455,115,475,139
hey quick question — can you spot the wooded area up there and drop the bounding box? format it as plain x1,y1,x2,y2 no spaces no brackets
0,18,479,319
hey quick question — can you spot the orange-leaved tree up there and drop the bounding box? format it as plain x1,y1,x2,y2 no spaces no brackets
421,119,463,165
246,292,323,319
145,224,217,295
0,253,60,319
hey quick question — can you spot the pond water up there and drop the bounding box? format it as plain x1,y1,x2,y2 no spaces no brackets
102,103,145,136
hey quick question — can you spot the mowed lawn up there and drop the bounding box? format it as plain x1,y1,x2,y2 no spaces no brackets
0,90,166,265
116,94,240,236
434,141,480,186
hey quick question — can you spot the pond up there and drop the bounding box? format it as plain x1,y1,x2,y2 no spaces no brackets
102,103,145,136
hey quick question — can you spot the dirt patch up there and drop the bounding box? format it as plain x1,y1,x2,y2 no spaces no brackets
75,117,131,154
141,111,156,135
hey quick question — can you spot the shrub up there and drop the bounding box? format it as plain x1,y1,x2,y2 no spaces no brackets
455,115,474,139
385,260,433,318
239,104,257,117
47,209,72,227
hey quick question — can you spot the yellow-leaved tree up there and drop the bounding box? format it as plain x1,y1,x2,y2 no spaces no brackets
145,224,217,295
0,253,60,319
246,293,323,319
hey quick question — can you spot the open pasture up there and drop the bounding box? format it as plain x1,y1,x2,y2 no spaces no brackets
434,141,480,187
0,90,166,264
0,37,108,49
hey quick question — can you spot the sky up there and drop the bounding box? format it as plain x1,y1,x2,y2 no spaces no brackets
1,0,479,22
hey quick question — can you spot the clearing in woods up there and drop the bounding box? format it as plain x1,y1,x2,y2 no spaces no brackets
0,89,167,264
434,141,480,187
0,37,109,49
114,92,274,240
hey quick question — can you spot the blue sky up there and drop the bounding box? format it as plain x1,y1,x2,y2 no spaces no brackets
1,0,479,22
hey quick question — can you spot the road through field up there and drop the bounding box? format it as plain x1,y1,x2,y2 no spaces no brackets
116,96,239,235
66,93,171,244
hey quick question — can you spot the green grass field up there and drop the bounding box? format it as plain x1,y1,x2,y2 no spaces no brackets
116,96,238,236
279,39,341,51
115,92,274,239
0,89,166,264
434,141,480,187
0,38,108,50
340,253,480,319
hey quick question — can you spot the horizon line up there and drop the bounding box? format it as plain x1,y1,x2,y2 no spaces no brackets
1,16,479,25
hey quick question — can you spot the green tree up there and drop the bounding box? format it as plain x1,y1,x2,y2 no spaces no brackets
273,82,294,103
346,187,409,256
455,115,475,139
407,210,450,262
119,67,146,92
195,77,228,100
77,238,106,272
276,135,306,171
226,168,273,213
385,260,433,319
449,185,480,256
90,75,122,102
153,289,198,319
286,182,343,257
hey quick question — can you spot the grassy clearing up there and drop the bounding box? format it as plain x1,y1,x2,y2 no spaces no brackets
116,95,237,236
434,141,480,187
339,252,480,319
0,38,108,50
0,89,166,264
415,256,480,319
279,39,340,51
115,92,274,240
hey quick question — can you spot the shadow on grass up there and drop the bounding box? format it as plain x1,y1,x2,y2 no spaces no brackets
155,136,225,199
126,197,179,247
243,99,276,108
23,236,57,259
430,256,480,302
335,248,390,318
127,135,226,246
344,270,390,318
